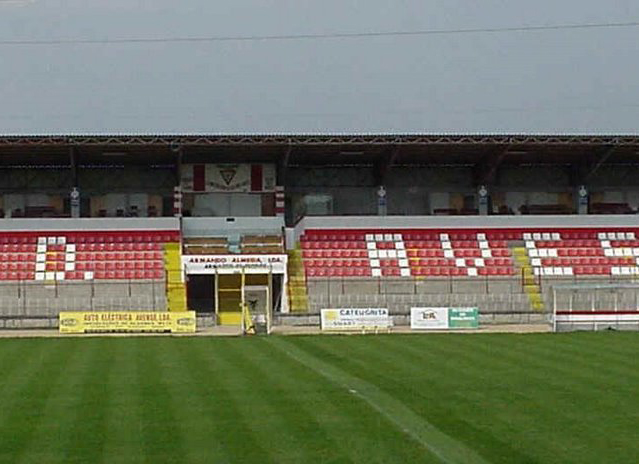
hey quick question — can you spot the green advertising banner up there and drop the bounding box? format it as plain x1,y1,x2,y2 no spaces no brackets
448,308,479,329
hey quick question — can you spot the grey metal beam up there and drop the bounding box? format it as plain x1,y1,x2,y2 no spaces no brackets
1,134,639,147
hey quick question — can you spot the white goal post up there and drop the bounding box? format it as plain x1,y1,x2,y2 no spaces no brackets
552,283,639,332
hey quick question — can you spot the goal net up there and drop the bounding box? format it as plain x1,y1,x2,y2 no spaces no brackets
552,283,639,332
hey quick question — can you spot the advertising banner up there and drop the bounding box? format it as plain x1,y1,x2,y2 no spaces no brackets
59,311,196,334
183,254,287,274
448,308,479,329
410,307,449,330
410,307,479,330
320,308,391,331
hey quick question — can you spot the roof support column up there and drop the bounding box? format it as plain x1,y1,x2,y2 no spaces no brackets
69,145,78,187
373,146,400,186
173,145,183,186
69,146,80,218
278,144,293,187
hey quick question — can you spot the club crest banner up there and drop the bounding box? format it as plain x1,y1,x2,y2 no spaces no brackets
181,163,276,192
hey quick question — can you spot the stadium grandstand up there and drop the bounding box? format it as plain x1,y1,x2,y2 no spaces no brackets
1,133,639,331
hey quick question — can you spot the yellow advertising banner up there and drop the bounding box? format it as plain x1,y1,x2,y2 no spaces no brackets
59,311,196,334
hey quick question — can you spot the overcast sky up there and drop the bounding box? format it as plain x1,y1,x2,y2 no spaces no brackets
1,0,638,135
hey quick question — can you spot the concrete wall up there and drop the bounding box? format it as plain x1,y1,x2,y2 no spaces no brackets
305,277,533,314
0,280,167,317
182,216,284,237
0,217,179,231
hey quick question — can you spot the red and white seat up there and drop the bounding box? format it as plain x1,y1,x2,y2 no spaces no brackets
301,230,515,278
526,231,639,276
0,231,177,281
406,232,514,277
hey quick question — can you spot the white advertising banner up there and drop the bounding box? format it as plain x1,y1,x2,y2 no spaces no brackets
320,308,391,331
410,307,449,330
410,307,479,330
183,254,287,274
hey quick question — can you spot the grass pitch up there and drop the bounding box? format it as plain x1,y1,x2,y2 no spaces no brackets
0,333,638,463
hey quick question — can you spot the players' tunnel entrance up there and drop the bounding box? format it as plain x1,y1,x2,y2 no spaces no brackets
186,274,215,314
185,271,283,328
183,254,289,326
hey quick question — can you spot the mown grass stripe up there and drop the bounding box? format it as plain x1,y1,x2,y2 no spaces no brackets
0,339,30,390
62,339,115,464
153,338,236,463
134,338,188,463
0,340,75,462
101,339,145,464
220,339,331,463
268,336,489,464
177,338,274,463
14,339,107,464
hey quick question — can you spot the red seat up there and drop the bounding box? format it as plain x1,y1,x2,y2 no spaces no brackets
143,261,155,270
341,267,353,277
152,270,164,279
